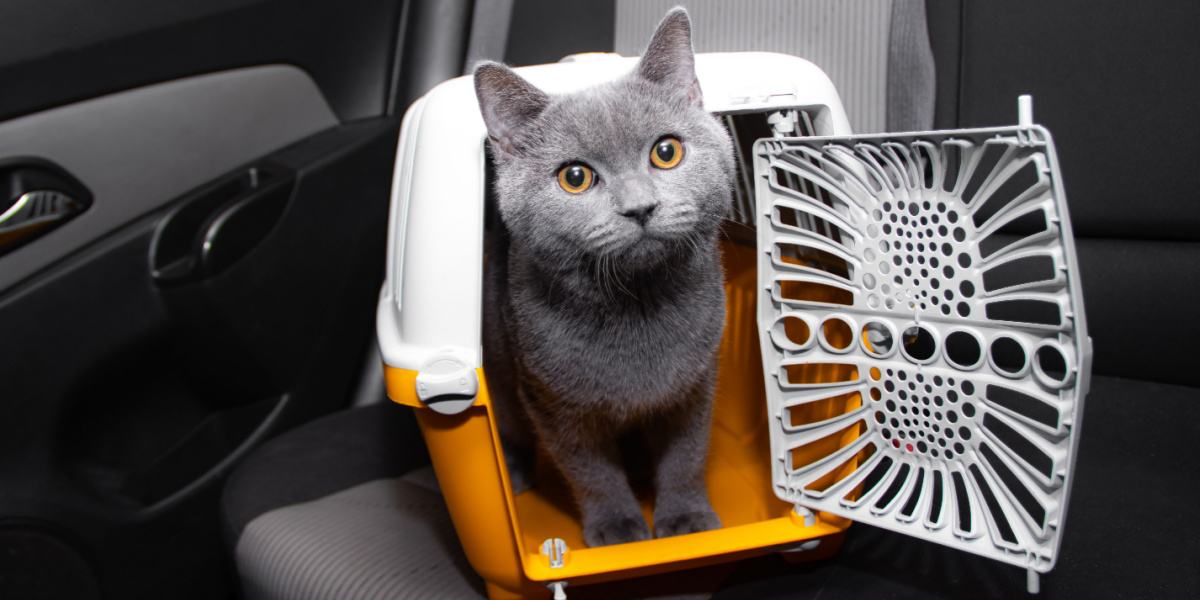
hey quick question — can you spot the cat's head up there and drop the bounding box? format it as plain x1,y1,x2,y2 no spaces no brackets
474,8,734,270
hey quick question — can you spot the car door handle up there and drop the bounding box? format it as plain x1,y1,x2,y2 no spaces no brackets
0,159,93,257
150,163,295,284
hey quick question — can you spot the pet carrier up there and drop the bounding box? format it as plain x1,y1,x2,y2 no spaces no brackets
377,53,1089,599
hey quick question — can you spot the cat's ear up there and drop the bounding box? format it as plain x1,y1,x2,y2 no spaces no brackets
636,7,702,108
474,62,549,157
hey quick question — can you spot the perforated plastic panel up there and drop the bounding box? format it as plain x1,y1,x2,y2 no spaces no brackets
754,124,1090,573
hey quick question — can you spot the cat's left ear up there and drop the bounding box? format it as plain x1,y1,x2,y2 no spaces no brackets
636,7,702,108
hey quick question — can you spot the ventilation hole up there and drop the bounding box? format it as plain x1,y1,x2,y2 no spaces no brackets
1036,344,1070,385
979,209,1049,259
986,385,1059,429
874,463,912,509
901,325,937,362
772,315,812,349
990,337,1026,374
962,403,976,418
961,144,1007,205
917,148,936,187
959,427,972,440
953,227,966,242
929,471,945,523
952,471,972,531
777,243,852,279
870,388,882,401
960,281,975,297
979,443,1047,530
783,363,859,385
945,330,983,368
957,302,970,317
985,299,1061,326
787,391,862,428
942,144,962,192
983,414,1054,481
973,160,1042,228
982,255,1055,292
966,464,1018,544
943,265,955,278
775,206,851,243
788,415,866,469
862,322,894,356
851,455,896,503
862,273,876,289
777,280,854,306
822,318,854,351
900,468,926,517
870,367,882,380
957,253,972,268
805,442,879,493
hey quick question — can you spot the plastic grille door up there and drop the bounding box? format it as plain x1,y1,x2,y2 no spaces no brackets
754,124,1090,573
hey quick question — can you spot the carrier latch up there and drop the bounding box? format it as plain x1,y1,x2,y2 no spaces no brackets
415,356,478,415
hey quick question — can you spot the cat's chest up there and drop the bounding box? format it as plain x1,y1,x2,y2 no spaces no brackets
509,274,724,404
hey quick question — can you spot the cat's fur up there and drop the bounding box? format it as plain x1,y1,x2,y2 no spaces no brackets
474,8,734,547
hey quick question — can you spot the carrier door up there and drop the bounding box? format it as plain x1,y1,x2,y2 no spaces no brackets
752,111,1091,588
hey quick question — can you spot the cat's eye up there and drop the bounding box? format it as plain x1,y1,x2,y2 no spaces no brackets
650,136,684,169
557,163,595,194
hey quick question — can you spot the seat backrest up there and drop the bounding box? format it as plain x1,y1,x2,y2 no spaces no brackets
614,0,935,133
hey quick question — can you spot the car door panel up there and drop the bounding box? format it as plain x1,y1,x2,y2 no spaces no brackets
1,118,397,598
0,65,339,290
0,0,473,597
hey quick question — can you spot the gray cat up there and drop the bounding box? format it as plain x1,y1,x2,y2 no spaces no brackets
474,8,734,547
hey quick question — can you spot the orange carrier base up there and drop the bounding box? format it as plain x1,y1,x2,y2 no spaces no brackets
386,240,859,599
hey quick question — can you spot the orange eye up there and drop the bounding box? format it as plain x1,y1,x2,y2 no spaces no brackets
557,163,594,194
650,136,684,169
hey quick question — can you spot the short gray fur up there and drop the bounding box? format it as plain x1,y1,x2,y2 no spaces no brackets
0,65,339,293
475,9,732,547
616,0,936,133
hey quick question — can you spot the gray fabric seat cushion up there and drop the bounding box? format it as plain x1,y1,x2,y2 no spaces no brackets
221,402,431,544
226,376,1198,599
235,469,484,600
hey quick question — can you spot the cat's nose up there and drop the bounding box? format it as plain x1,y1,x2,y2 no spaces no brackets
620,202,657,226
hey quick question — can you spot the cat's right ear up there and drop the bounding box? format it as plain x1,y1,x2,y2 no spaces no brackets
473,62,549,157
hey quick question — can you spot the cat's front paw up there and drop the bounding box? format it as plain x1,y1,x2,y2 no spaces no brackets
654,509,721,539
583,515,651,547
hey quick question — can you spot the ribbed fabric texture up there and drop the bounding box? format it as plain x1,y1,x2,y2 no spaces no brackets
886,0,936,132
235,469,484,600
616,0,935,133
